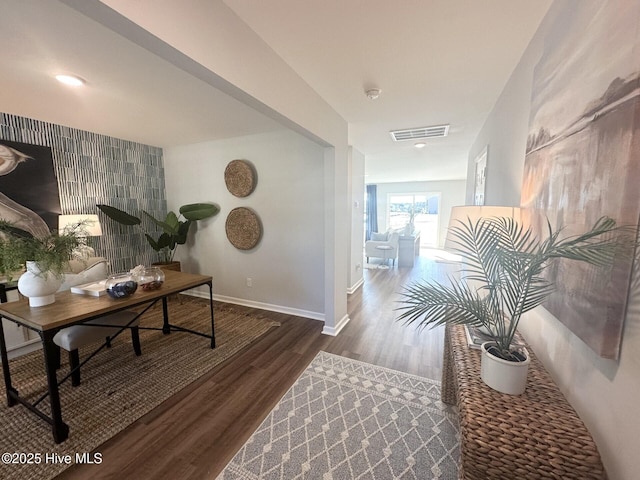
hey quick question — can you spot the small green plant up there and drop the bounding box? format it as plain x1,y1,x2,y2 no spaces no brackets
0,220,82,279
396,215,635,361
97,203,220,263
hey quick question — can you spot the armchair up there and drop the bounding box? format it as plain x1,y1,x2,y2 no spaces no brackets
365,231,400,266
58,256,109,292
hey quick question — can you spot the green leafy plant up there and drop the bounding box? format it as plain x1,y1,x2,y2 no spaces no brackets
0,220,82,279
97,203,220,263
396,215,635,361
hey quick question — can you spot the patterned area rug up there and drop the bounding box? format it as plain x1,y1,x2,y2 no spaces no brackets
218,351,460,480
0,297,279,480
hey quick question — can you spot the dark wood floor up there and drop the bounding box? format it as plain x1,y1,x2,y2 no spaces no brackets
58,254,452,479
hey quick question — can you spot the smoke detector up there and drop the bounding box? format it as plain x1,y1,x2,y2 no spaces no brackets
365,88,382,100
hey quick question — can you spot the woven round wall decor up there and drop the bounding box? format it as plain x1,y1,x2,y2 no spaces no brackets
224,159,256,197
225,207,262,250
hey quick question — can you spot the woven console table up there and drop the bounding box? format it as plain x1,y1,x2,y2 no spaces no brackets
442,324,606,479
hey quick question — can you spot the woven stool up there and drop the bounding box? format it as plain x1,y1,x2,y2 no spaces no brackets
53,311,141,386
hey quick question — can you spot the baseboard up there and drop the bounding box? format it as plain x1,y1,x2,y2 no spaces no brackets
183,291,325,322
7,338,42,360
322,313,350,336
347,277,364,295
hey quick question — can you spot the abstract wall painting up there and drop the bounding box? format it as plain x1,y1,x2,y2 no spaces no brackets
521,2,640,359
0,140,61,237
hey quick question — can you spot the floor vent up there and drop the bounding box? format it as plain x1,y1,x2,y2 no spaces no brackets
389,124,449,141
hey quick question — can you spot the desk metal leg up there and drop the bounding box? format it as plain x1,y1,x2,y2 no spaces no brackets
41,330,69,443
208,282,215,349
0,318,18,406
162,297,170,335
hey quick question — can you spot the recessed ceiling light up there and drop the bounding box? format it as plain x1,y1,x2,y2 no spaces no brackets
55,74,86,87
365,88,381,100
414,142,427,149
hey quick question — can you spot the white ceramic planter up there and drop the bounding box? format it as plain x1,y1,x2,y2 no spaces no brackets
17,261,62,307
480,341,530,395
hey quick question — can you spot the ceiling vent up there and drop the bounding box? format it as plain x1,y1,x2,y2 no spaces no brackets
389,124,449,142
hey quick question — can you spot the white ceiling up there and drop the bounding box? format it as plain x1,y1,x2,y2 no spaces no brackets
0,0,283,148
224,0,552,183
0,0,552,184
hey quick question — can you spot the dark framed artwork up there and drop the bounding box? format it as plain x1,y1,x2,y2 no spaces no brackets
521,2,640,359
0,140,61,236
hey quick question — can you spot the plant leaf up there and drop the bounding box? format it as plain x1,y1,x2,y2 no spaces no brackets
174,220,192,245
142,210,179,235
144,234,161,252
180,203,220,221
164,211,180,234
97,205,141,225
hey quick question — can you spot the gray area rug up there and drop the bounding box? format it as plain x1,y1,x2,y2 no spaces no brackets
218,351,460,479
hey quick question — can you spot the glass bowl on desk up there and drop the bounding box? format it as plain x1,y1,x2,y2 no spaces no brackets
135,266,165,291
105,273,138,299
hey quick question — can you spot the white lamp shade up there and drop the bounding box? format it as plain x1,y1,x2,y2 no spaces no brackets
444,206,521,250
58,214,103,236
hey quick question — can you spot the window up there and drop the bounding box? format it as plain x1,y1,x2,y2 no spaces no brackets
387,193,440,247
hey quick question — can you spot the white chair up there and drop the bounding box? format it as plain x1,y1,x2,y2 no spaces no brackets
53,311,141,386
365,230,400,266
53,257,142,386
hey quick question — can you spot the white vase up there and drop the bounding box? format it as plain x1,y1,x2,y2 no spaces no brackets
17,261,63,307
480,341,530,395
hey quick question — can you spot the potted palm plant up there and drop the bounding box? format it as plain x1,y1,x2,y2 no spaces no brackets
97,203,220,270
396,214,634,394
0,220,81,306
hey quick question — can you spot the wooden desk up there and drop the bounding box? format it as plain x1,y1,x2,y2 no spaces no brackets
442,324,606,479
0,270,214,443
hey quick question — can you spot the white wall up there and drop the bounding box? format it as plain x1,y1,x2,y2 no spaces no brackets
164,130,325,318
348,147,365,293
66,0,349,334
468,1,640,478
374,180,466,247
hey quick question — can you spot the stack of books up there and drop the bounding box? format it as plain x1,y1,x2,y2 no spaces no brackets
70,280,107,297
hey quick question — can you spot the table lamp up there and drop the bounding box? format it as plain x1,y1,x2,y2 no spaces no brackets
444,206,521,252
58,214,103,258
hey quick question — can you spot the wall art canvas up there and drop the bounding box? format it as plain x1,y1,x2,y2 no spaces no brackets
521,2,640,359
0,139,61,237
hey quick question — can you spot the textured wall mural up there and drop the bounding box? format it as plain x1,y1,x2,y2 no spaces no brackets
0,113,166,273
521,2,640,359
